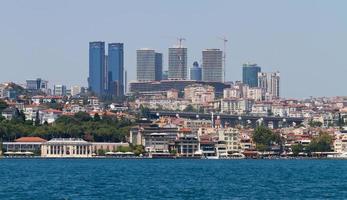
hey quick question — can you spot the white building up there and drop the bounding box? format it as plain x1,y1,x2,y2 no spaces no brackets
41,138,92,158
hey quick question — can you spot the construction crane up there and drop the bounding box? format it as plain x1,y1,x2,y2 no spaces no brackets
218,36,228,82
177,37,186,48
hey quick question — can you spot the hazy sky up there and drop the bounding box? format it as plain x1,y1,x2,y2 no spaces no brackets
0,0,346,98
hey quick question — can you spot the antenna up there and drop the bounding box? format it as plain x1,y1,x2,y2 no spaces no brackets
218,36,228,82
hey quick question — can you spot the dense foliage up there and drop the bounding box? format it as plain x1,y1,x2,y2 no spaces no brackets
0,111,133,142
252,125,282,151
308,132,333,152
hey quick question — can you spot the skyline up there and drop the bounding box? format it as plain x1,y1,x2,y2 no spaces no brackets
0,0,346,98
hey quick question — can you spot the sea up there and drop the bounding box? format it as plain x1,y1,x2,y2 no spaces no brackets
0,159,347,200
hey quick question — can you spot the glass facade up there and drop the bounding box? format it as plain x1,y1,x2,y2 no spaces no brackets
242,63,261,87
155,53,163,81
89,41,105,96
107,43,124,96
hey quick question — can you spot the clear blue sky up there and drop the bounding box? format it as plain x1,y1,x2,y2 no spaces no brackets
0,0,346,98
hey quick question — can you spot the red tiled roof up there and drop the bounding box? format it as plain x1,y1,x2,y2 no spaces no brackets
15,137,47,143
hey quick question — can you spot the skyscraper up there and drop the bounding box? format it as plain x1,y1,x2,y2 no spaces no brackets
168,47,187,80
137,49,156,81
202,49,223,82
136,49,162,81
242,63,261,87
88,41,105,96
190,61,202,81
53,84,67,96
258,72,280,99
107,43,124,96
155,53,163,81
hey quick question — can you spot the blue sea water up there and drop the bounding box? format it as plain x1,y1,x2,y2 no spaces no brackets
0,159,347,200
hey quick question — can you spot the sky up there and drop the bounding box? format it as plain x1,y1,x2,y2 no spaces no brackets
0,0,346,98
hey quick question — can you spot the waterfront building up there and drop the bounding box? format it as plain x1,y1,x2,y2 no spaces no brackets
91,142,129,155
53,84,67,96
258,72,280,100
168,47,187,80
202,49,223,82
2,137,47,156
218,128,241,154
144,132,177,157
175,134,199,157
190,61,202,81
107,43,124,96
41,138,92,158
242,63,261,87
89,41,105,96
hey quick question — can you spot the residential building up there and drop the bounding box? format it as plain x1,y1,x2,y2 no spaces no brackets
202,49,223,82
71,86,82,96
242,63,261,87
184,84,215,106
175,134,199,157
168,47,187,80
218,128,241,153
258,72,280,99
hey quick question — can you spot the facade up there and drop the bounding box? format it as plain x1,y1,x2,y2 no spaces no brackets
258,72,280,99
162,70,169,80
168,47,187,80
202,49,223,82
137,49,156,81
41,138,92,158
53,85,67,96
242,63,261,87
88,41,105,96
190,61,202,81
218,128,241,153
107,43,124,96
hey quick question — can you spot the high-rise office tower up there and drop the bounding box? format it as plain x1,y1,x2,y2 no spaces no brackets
137,49,162,81
88,41,105,96
155,53,163,81
242,63,261,87
137,49,156,81
258,72,280,99
26,78,49,94
202,49,223,82
107,43,124,96
190,61,202,81
168,47,187,80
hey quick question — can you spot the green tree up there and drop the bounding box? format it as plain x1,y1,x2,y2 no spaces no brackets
291,143,304,156
252,126,281,151
0,100,8,112
183,105,195,112
140,105,150,118
74,111,92,122
94,113,101,122
308,132,332,153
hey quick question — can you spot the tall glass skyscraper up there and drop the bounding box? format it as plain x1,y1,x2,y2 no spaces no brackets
108,43,124,96
89,41,105,96
242,63,261,87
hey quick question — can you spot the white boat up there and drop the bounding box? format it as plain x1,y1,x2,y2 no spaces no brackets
327,152,347,159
